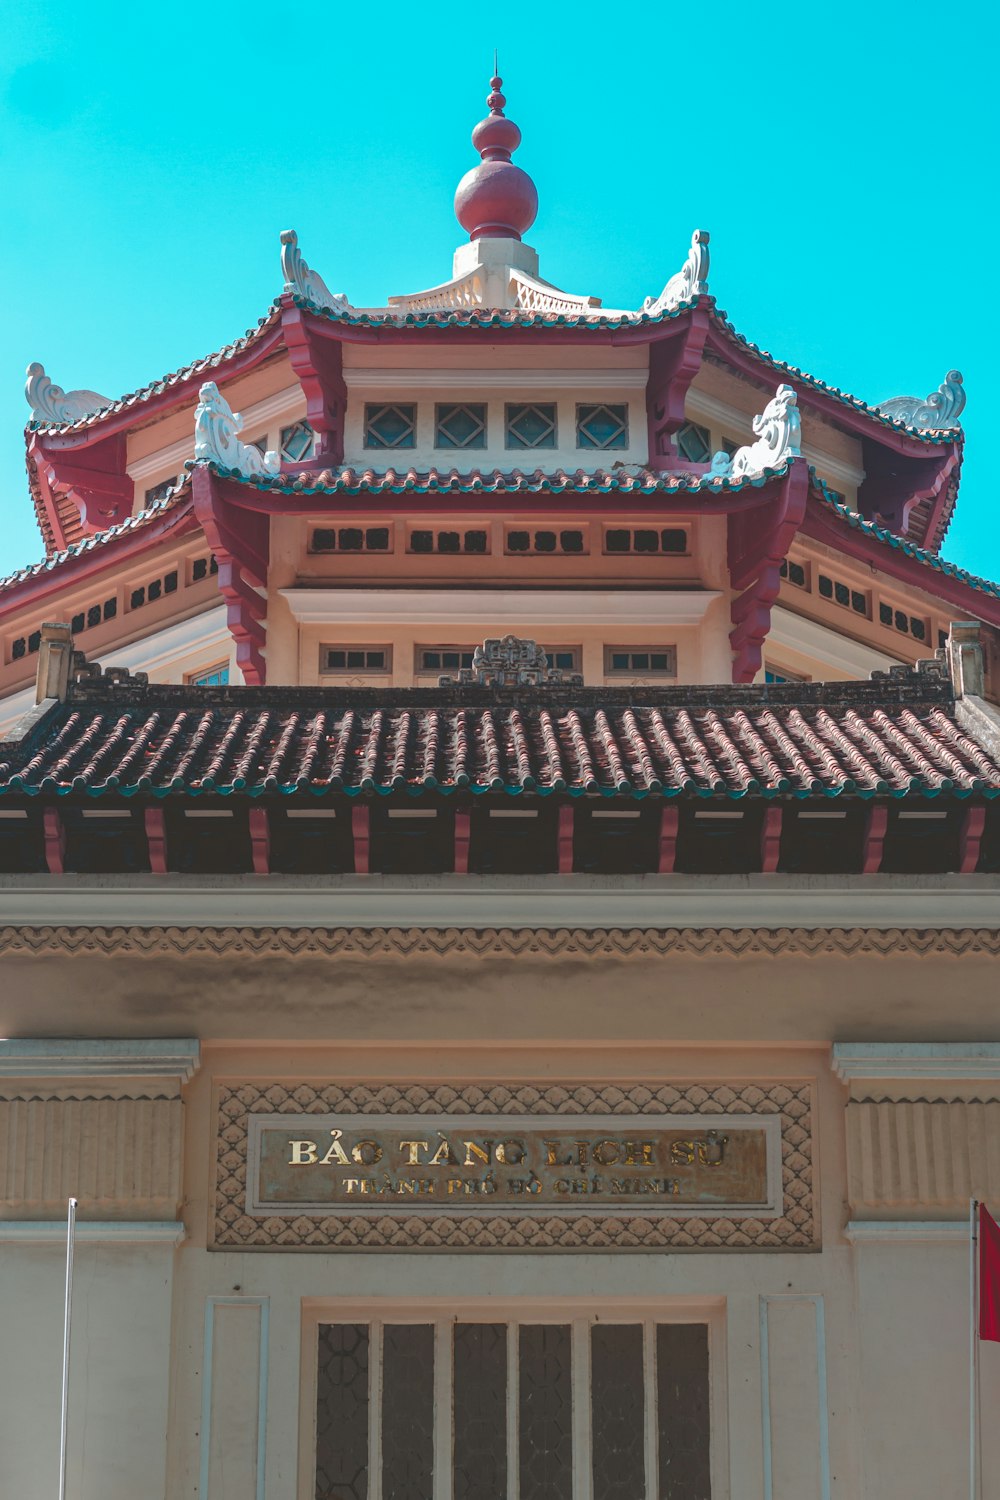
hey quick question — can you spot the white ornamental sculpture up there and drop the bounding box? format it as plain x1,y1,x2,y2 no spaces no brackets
25,363,111,424
280,230,352,315
878,371,965,430
194,382,280,478
709,385,801,480
641,230,710,316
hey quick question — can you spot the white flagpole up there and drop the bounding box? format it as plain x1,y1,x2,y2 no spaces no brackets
58,1196,77,1500
970,1197,979,1500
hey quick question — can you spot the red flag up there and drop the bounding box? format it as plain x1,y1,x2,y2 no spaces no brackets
980,1204,1000,1341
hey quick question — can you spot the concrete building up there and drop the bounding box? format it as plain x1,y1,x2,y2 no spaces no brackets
1,72,999,1500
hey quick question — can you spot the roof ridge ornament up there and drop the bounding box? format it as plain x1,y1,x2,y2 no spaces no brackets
878,371,965,431
280,230,352,315
194,382,280,478
439,634,583,687
641,230,710,317
25,363,111,425
709,384,801,479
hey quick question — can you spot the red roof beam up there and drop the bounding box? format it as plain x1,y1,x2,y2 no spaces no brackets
727,459,809,683
646,311,710,467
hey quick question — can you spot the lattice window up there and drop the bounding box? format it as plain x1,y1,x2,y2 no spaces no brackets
605,646,677,677
778,558,808,588
322,647,392,674
311,527,391,553
364,403,416,449
281,420,315,462
675,420,711,463
144,476,177,505
191,555,219,582
818,573,869,617
878,602,928,640
604,527,687,555
506,528,586,555
505,403,557,450
314,1318,712,1500
409,529,488,555
128,569,178,612
436,404,487,450
577,403,628,450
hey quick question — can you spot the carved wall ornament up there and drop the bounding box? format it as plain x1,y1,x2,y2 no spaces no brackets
194,381,280,478
24,363,111,425
441,634,584,687
709,384,802,479
878,370,966,430
641,230,710,317
214,1079,815,1251
280,230,352,315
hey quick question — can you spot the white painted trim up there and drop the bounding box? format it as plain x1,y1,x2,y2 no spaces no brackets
199,1296,270,1500
843,1220,969,1244
0,1037,200,1080
759,1294,831,1500
1,873,997,933
768,605,901,678
0,684,42,737
344,367,646,391
128,434,195,484
94,604,230,677
832,1042,1000,1082
279,588,722,628
0,1220,186,1244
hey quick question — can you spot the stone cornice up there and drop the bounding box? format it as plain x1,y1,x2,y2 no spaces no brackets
843,1220,968,1244
0,1220,186,1245
1,925,999,960
832,1042,1000,1082
0,1038,200,1081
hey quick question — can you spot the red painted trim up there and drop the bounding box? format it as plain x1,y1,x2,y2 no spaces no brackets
144,807,167,874
454,808,471,874
857,440,957,539
760,805,783,873
802,500,1000,630
658,805,679,873
557,804,574,874
249,807,270,874
32,430,134,533
191,466,268,685
43,806,64,874
862,804,888,874
646,311,710,467
959,804,987,874
728,459,809,682
280,299,348,467
352,804,370,874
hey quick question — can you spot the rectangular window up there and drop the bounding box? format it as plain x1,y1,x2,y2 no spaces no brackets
280,419,315,462
322,646,391,674
416,646,476,674
436,403,487,449
506,528,587,555
186,663,230,687
605,646,677,677
364,403,416,449
506,402,557,450
764,665,808,684
310,527,391,553
577,403,628,450
604,528,687,555
818,573,869,617
544,649,581,673
408,529,489,555
314,1318,711,1500
779,558,808,589
877,601,927,640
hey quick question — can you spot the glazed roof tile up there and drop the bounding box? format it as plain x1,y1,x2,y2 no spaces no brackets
2,676,996,801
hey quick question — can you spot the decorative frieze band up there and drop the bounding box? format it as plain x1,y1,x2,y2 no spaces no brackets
0,1038,200,1082
846,1096,1000,1216
1,926,999,959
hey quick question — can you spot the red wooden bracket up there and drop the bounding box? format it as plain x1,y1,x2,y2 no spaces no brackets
42,806,65,874
352,804,371,875
728,460,809,683
658,805,680,873
144,806,168,874
32,430,134,535
249,808,270,875
558,805,575,874
862,804,888,874
191,466,270,684
280,300,349,466
454,809,471,874
645,312,710,467
959,804,987,874
760,805,783,873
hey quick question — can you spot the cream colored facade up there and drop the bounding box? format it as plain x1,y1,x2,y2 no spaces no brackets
1,891,1000,1500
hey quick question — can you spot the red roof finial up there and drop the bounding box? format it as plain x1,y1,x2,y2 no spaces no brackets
454,71,538,242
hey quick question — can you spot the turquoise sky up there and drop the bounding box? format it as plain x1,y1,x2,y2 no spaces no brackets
1,0,996,578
